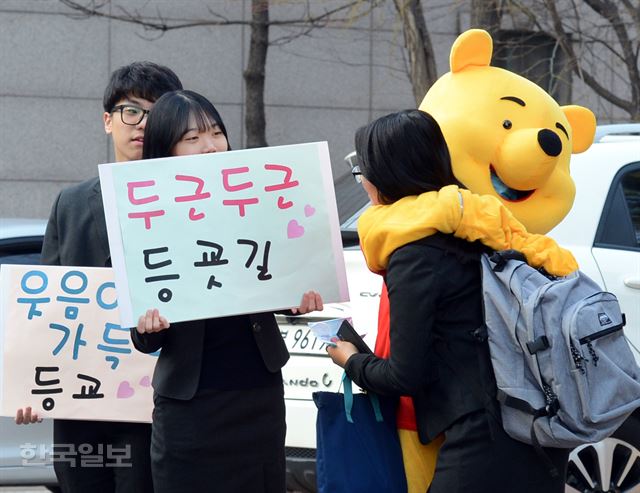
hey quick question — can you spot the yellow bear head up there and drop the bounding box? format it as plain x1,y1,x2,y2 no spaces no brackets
420,29,596,233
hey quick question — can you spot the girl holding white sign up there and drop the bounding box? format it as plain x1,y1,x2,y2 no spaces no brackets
130,89,322,493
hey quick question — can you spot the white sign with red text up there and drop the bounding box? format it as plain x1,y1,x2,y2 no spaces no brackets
99,141,348,327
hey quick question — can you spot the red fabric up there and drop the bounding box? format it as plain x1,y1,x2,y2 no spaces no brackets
374,282,391,357
375,282,418,431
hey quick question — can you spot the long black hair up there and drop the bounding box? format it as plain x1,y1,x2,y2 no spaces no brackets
143,89,230,159
355,109,461,204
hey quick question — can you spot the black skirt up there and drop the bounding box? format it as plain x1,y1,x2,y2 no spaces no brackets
151,383,286,493
428,409,569,493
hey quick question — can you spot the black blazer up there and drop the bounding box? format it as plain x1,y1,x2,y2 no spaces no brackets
42,177,290,401
41,177,111,268
130,313,289,400
345,234,496,444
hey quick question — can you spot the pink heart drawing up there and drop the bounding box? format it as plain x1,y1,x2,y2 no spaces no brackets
117,381,135,399
287,220,305,239
139,376,151,387
304,204,316,217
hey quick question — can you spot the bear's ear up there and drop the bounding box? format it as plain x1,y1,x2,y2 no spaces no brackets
562,105,597,153
450,29,493,73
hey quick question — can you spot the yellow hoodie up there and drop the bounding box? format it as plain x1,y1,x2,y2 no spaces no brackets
357,185,577,275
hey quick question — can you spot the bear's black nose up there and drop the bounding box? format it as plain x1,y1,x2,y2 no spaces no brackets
538,129,562,157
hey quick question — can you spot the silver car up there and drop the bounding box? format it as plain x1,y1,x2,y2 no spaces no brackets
0,218,59,491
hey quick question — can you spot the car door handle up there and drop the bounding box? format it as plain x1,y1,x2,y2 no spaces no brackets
624,278,640,289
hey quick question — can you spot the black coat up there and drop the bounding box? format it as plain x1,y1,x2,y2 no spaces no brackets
130,313,289,400
345,234,496,444
42,177,111,268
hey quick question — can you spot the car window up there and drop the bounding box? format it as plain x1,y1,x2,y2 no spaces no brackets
621,169,640,247
339,202,370,249
595,163,640,250
335,175,369,225
341,203,370,232
0,251,41,265
0,235,43,266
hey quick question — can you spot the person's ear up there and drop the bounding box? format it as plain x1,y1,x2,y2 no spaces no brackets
103,111,113,135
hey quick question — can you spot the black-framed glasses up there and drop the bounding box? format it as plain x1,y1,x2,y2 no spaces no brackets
111,104,150,126
351,165,363,184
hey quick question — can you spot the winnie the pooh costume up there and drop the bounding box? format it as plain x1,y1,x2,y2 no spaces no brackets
362,29,596,492
420,29,595,235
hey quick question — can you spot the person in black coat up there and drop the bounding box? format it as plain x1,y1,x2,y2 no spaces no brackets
15,62,183,493
327,109,569,493
130,90,323,493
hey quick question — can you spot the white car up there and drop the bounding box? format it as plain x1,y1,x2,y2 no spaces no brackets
280,124,640,493
550,124,640,493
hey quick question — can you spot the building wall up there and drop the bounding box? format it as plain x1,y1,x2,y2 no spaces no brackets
0,0,632,219
0,0,407,219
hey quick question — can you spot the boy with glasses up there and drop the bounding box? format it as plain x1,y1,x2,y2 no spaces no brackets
16,61,182,493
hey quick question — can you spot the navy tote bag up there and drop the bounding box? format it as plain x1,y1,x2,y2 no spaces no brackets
313,375,407,493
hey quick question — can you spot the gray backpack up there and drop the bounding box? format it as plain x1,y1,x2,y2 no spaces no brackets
481,250,640,450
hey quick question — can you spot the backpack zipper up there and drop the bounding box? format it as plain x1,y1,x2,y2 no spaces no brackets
578,323,624,345
578,323,624,368
570,343,588,374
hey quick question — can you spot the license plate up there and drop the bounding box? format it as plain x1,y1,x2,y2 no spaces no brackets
280,325,330,355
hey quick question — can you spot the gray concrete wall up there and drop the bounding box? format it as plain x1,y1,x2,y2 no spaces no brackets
0,0,633,220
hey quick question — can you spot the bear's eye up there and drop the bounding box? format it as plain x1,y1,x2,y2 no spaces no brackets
503,120,513,130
